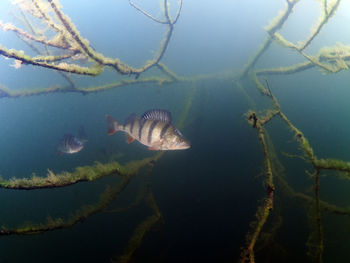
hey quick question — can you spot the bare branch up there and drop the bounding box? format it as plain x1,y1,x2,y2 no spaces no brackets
129,0,167,24
172,0,183,24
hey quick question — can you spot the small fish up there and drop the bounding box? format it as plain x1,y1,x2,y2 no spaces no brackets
57,134,84,154
106,109,190,151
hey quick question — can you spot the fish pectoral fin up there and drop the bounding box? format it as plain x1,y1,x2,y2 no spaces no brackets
148,146,159,151
126,135,135,144
148,141,162,151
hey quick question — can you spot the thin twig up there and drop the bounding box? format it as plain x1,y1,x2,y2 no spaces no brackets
129,0,167,24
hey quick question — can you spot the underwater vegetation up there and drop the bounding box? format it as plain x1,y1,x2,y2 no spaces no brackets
1,0,350,262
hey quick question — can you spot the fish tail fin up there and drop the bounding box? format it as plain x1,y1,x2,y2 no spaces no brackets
106,114,119,135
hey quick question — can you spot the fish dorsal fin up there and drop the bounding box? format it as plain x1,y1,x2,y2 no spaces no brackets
63,134,74,140
124,113,137,125
141,109,172,123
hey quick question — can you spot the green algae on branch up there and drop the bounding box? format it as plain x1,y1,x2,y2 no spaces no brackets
117,154,163,176
0,176,131,236
79,77,173,94
277,173,350,216
0,155,161,190
0,76,174,99
253,43,350,77
242,109,275,263
314,158,350,172
0,0,182,79
298,0,342,52
112,165,162,263
0,45,103,76
0,156,164,237
255,61,315,76
241,0,344,80
239,0,300,79
156,63,181,81
0,0,186,98
0,20,74,50
112,214,161,263
46,0,182,77
277,111,315,162
249,71,271,96
0,71,221,100
237,0,350,261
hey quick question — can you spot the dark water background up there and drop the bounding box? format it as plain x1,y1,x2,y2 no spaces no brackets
0,0,350,262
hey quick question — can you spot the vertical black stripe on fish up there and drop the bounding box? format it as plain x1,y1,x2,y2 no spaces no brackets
160,123,171,139
148,120,159,144
68,137,73,149
132,119,140,139
130,118,135,134
139,119,146,140
123,123,130,134
68,136,72,147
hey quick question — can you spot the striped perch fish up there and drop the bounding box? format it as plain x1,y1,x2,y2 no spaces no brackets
106,109,190,150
